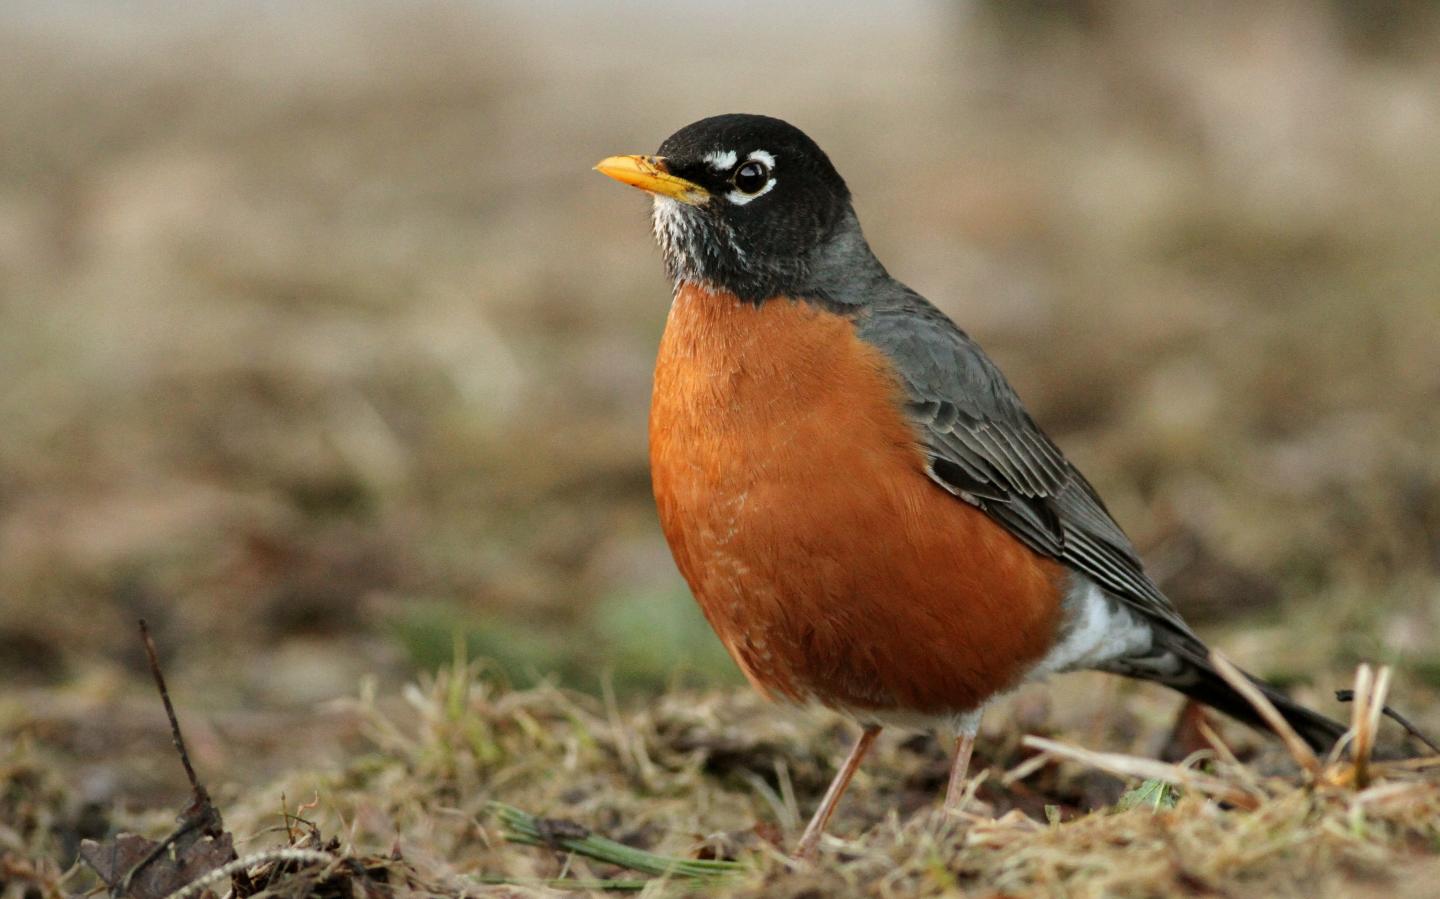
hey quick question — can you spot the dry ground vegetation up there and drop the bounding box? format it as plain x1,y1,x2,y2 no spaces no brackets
8,647,1440,898
3,1,1440,896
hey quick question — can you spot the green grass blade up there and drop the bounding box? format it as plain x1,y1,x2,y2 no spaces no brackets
488,801,747,880
471,873,652,891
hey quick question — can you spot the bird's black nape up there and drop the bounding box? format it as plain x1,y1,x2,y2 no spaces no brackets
647,114,863,303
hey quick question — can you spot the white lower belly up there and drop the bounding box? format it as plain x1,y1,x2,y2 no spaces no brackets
1028,574,1155,678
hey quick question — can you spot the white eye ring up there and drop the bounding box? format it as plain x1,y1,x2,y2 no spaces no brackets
725,150,777,205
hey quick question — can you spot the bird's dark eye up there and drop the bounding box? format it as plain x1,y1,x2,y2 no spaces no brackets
733,160,770,194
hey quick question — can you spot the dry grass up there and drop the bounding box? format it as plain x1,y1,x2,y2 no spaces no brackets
3,2,1440,897
6,653,1439,898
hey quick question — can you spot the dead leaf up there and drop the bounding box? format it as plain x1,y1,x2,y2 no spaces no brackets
80,831,234,899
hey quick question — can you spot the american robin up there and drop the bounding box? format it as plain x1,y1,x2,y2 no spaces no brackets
594,114,1345,858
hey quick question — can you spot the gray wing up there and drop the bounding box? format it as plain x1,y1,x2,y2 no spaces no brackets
855,292,1195,637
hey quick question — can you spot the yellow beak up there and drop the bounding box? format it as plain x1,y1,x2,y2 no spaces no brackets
594,155,709,205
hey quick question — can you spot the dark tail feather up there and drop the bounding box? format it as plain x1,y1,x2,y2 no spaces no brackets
1167,654,1347,753
1102,633,1348,753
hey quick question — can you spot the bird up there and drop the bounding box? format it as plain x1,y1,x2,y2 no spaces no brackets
593,114,1346,859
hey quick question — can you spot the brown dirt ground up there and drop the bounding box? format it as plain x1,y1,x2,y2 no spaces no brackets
3,3,1439,896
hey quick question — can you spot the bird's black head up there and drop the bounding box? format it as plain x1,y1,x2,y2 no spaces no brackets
597,114,872,303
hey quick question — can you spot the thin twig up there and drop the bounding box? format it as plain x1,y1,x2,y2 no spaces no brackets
140,619,205,800
115,620,227,899
1336,688,1440,754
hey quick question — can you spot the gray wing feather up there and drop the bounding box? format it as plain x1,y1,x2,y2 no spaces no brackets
855,291,1194,636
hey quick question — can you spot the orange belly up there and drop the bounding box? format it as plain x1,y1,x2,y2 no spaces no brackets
649,284,1067,718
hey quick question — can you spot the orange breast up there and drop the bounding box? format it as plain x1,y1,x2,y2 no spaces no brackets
650,284,1066,718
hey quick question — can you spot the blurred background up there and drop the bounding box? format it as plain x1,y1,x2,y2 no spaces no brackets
2,0,1438,794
